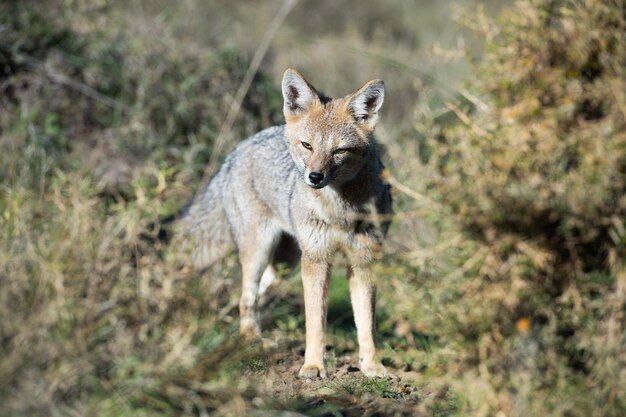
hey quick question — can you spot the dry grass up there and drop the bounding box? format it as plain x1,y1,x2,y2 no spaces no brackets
1,0,625,416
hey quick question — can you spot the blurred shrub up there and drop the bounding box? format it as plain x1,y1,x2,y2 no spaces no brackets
420,0,626,415
0,1,282,415
0,0,282,194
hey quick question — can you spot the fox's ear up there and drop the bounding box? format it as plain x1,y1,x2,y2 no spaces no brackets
347,80,384,128
282,68,319,117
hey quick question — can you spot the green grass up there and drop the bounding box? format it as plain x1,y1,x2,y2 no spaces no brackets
332,378,403,399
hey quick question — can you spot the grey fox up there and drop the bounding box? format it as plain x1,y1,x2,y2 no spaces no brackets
179,69,392,378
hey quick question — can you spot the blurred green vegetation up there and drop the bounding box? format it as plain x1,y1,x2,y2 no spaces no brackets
419,1,626,415
0,0,625,416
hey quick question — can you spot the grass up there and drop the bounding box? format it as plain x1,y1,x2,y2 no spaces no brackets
1,0,625,416
330,378,403,399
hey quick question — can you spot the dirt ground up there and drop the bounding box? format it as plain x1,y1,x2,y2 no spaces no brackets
237,342,446,417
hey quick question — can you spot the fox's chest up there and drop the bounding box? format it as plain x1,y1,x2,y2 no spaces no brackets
301,191,380,245
308,190,363,227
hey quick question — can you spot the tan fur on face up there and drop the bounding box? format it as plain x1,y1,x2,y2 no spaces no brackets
285,97,377,188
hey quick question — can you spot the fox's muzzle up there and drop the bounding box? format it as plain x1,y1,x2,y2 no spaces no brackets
305,171,329,189
308,172,324,184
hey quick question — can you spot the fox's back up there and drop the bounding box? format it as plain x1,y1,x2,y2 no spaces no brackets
217,125,300,235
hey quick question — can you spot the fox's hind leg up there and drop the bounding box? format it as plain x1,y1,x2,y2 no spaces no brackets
258,265,277,299
238,226,281,340
258,233,301,299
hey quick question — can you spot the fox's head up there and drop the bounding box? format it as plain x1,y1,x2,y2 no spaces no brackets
281,68,384,189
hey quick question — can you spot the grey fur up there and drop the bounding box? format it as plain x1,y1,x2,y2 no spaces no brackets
177,69,392,378
179,124,391,269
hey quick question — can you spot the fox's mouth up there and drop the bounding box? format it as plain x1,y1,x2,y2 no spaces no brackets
305,179,329,189
307,182,327,189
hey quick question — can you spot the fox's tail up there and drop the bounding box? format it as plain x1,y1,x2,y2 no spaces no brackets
176,173,234,270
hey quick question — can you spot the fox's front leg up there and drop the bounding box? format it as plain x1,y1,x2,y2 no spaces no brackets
348,265,388,378
299,255,331,378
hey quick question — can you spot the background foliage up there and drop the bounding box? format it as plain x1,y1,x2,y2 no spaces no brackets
0,0,624,416
420,1,626,415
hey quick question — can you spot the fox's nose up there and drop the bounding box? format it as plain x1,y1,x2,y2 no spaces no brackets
308,172,324,185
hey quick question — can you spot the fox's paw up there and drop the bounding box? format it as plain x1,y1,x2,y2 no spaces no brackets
298,363,327,379
360,362,390,378
261,337,277,350
239,319,261,341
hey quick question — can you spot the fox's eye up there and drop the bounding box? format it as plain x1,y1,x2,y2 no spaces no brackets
333,148,349,155
301,141,313,151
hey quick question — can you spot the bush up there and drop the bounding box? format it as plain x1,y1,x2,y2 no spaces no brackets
422,0,626,415
0,1,282,415
0,0,282,193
